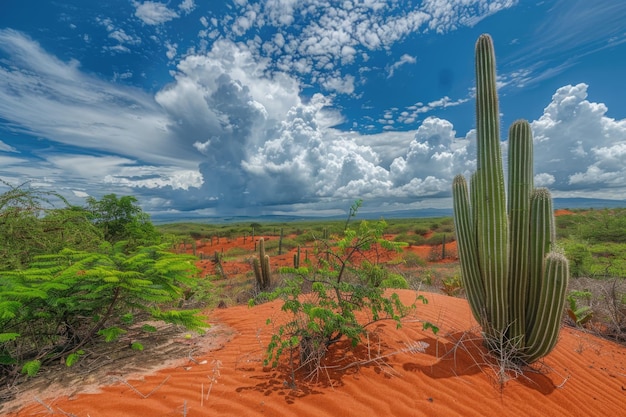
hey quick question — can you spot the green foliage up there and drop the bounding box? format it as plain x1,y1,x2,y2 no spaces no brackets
561,240,593,277
0,242,205,382
21,360,41,377
0,333,20,343
65,350,85,367
576,209,626,243
256,219,434,376
150,308,206,332
381,273,409,290
0,181,102,270
566,290,593,326
141,324,157,333
440,274,463,297
394,232,426,246
98,327,127,342
131,342,144,351
86,194,160,249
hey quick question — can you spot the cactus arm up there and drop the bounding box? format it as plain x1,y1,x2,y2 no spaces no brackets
262,254,272,288
452,174,486,327
474,34,509,334
507,120,534,344
524,252,569,363
253,257,263,288
526,188,556,332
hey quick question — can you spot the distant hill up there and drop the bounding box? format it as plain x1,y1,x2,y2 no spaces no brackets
151,198,626,224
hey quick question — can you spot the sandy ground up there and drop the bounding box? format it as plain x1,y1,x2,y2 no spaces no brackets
4,290,626,417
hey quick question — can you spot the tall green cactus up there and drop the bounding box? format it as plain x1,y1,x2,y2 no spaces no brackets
452,34,569,364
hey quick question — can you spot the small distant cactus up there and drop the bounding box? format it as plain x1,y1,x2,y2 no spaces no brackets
452,34,569,364
293,245,301,268
253,238,272,291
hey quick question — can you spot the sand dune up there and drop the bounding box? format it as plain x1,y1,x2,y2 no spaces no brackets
6,290,626,417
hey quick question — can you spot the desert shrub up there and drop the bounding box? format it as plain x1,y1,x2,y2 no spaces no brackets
394,232,426,246
587,243,626,278
293,232,315,246
424,232,455,246
223,246,250,258
401,251,427,268
255,219,437,378
567,277,626,341
581,209,626,243
561,240,593,277
0,242,206,382
381,273,409,289
414,225,431,236
440,273,463,296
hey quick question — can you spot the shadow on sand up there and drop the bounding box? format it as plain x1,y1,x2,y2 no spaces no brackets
402,330,558,394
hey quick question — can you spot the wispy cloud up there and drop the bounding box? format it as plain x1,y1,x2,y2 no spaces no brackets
0,29,202,197
503,0,626,85
387,54,416,78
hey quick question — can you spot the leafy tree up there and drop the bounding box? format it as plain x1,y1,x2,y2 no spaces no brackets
0,181,101,270
86,194,159,249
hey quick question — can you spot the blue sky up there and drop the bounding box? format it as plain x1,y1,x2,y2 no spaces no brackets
1,0,625,219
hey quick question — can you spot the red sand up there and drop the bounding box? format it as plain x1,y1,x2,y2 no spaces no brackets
193,234,457,278
6,290,626,417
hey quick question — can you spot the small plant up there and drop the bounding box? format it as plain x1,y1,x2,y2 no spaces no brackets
566,290,593,326
65,350,85,367
256,216,437,380
441,274,463,297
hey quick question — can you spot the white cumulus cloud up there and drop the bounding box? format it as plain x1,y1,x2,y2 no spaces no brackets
134,1,179,25
531,83,626,198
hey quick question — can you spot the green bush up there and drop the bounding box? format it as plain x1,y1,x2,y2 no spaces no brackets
0,243,206,380
424,232,455,246
561,240,593,277
381,273,409,289
401,251,427,268
255,220,437,376
414,225,431,236
394,233,426,246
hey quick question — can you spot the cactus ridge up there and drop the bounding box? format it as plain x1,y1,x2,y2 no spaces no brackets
452,34,569,364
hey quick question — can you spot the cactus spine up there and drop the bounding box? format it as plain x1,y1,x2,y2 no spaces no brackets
253,238,272,290
452,34,569,364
